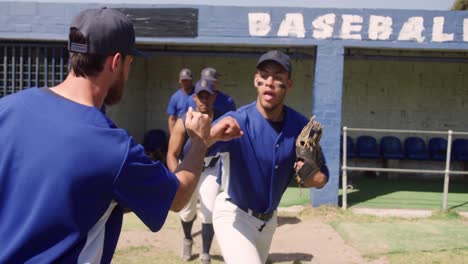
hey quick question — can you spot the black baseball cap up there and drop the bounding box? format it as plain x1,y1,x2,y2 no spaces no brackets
179,68,193,81
194,79,216,95
200,67,220,81
256,50,292,76
68,7,144,57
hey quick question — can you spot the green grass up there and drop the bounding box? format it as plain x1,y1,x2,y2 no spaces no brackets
279,186,311,207
341,178,468,211
332,220,468,256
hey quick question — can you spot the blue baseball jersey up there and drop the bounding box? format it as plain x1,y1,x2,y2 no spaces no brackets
210,102,329,214
166,88,194,117
186,90,236,115
0,88,179,263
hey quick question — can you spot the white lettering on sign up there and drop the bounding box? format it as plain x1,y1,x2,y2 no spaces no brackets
465,18,468,41
398,16,425,43
432,17,454,42
248,13,271,36
369,15,392,40
340,14,363,40
246,12,467,43
312,13,336,39
277,13,306,38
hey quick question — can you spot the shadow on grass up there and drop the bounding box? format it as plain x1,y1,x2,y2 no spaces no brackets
339,177,468,210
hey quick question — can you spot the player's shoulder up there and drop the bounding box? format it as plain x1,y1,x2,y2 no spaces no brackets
229,101,255,119
169,88,184,98
284,105,309,126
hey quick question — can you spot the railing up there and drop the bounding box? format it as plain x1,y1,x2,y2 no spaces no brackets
341,127,468,211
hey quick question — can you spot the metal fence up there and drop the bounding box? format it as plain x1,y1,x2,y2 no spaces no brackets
341,127,468,211
0,42,69,98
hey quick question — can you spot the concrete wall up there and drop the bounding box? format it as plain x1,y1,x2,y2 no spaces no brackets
106,57,148,141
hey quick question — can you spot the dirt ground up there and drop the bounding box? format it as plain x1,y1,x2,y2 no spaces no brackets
116,206,388,264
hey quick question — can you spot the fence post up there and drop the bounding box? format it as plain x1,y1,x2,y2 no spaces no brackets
443,130,453,211
342,126,348,210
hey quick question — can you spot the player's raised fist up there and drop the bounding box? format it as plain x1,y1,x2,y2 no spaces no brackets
185,107,211,146
209,116,243,144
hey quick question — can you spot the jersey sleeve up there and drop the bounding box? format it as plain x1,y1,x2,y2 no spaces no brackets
227,96,236,111
166,94,177,116
113,139,179,232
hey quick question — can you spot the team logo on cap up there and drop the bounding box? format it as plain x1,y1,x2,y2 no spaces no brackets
201,79,208,87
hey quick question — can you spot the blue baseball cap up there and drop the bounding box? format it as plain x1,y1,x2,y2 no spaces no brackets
200,67,220,81
256,50,291,76
194,79,216,95
69,7,144,57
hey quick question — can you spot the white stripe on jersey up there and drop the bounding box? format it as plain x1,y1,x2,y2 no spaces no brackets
219,152,230,193
77,201,117,264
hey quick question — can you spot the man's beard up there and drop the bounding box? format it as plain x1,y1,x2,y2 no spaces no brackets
104,69,125,106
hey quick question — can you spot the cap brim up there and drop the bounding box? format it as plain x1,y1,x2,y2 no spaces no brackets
195,88,215,95
257,59,289,73
129,48,148,58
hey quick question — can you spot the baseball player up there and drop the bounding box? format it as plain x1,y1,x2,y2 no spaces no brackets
208,50,329,264
167,68,194,134
167,79,223,264
186,67,236,114
0,8,242,263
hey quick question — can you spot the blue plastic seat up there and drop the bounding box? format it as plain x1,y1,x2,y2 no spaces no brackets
452,138,468,161
340,136,356,159
404,137,429,160
356,135,380,159
380,136,404,160
428,137,448,161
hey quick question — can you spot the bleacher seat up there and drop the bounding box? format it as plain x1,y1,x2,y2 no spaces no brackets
356,135,380,159
404,136,429,160
340,136,356,159
380,136,404,159
452,138,468,161
428,137,448,161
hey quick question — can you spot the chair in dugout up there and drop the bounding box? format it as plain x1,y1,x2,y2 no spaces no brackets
452,138,468,161
428,137,448,161
404,136,429,160
142,129,168,163
379,136,404,179
356,135,380,159
356,135,381,178
340,135,356,159
380,136,405,160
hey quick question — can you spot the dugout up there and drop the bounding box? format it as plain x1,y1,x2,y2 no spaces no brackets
342,48,468,180
1,1,467,207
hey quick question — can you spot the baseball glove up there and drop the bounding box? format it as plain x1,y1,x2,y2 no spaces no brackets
294,116,324,186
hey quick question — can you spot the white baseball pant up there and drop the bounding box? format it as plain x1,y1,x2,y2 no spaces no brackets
179,158,220,223
213,192,277,264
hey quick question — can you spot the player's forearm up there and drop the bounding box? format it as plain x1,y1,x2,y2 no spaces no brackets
168,116,177,134
166,154,178,172
170,139,207,211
